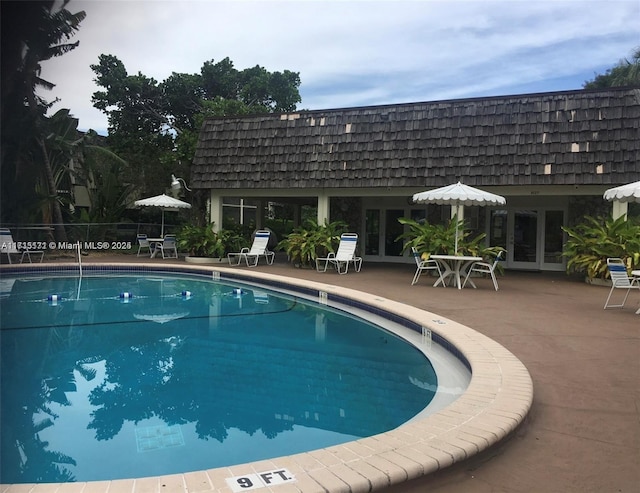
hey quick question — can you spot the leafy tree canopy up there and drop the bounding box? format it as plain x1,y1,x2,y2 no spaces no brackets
583,47,640,89
90,55,301,197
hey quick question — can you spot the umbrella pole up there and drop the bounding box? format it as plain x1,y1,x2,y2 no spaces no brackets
161,209,165,237
454,228,459,255
453,203,461,254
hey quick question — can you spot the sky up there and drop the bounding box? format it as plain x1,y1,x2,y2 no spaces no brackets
39,0,640,135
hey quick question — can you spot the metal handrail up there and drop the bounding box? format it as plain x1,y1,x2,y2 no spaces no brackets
77,242,83,278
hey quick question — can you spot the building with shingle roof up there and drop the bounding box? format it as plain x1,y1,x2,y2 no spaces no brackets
191,87,640,271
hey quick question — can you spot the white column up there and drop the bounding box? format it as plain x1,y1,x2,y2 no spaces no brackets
317,193,330,225
209,192,223,232
612,201,628,220
451,204,464,222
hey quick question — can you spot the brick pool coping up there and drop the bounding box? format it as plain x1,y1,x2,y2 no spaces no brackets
0,262,533,493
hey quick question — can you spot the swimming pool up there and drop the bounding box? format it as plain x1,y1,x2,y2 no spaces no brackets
0,271,468,484
0,262,532,492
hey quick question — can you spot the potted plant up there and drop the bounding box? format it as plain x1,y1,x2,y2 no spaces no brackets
395,216,505,281
396,216,504,260
177,224,246,263
396,217,457,256
562,215,640,283
277,219,347,268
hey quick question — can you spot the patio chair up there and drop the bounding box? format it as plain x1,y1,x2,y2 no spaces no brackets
156,234,178,259
228,230,275,267
410,247,444,286
136,234,153,257
316,233,362,274
462,250,505,291
604,258,639,309
0,228,44,264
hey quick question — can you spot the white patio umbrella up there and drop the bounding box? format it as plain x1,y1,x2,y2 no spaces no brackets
133,311,190,324
412,181,506,253
134,194,191,236
603,180,640,203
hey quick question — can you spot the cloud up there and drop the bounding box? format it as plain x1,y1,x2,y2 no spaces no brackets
38,0,640,135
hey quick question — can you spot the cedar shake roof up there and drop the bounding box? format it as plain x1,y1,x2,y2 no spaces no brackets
191,87,640,190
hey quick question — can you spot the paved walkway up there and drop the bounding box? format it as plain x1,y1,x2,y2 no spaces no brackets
251,259,639,493
13,253,640,492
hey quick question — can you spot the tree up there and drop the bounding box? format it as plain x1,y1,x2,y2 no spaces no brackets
583,47,640,89
1,0,85,240
90,55,302,197
43,109,134,240
91,55,176,196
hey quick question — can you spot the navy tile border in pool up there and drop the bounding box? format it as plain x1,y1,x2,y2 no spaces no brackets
324,291,472,373
0,264,216,278
0,264,471,372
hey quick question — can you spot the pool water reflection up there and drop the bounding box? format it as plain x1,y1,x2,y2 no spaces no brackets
0,274,439,483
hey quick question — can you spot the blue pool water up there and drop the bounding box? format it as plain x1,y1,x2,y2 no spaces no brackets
0,273,438,484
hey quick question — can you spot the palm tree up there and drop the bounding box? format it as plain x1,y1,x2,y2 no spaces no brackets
0,1,85,241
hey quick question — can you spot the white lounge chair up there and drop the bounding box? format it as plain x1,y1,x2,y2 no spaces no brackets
604,257,639,309
462,250,505,291
228,230,275,267
410,247,444,286
0,228,44,264
316,233,362,274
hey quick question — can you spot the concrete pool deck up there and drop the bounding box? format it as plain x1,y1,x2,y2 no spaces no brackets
1,253,638,492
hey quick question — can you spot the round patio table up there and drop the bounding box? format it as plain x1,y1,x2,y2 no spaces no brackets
147,238,164,258
430,254,483,290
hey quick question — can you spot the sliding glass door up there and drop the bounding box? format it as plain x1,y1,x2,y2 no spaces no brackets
364,208,413,260
489,208,565,271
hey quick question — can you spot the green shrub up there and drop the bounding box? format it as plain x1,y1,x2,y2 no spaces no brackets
277,219,348,267
177,224,246,258
562,215,640,280
396,216,504,262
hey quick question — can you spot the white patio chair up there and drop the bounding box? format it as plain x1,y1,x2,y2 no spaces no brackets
462,250,505,291
227,230,275,267
316,233,362,274
136,234,152,256
410,247,444,286
604,258,639,309
156,234,178,259
0,228,44,264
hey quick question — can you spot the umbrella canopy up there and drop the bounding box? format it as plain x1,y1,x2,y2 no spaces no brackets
134,194,191,236
603,181,640,203
412,181,506,253
133,312,190,324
